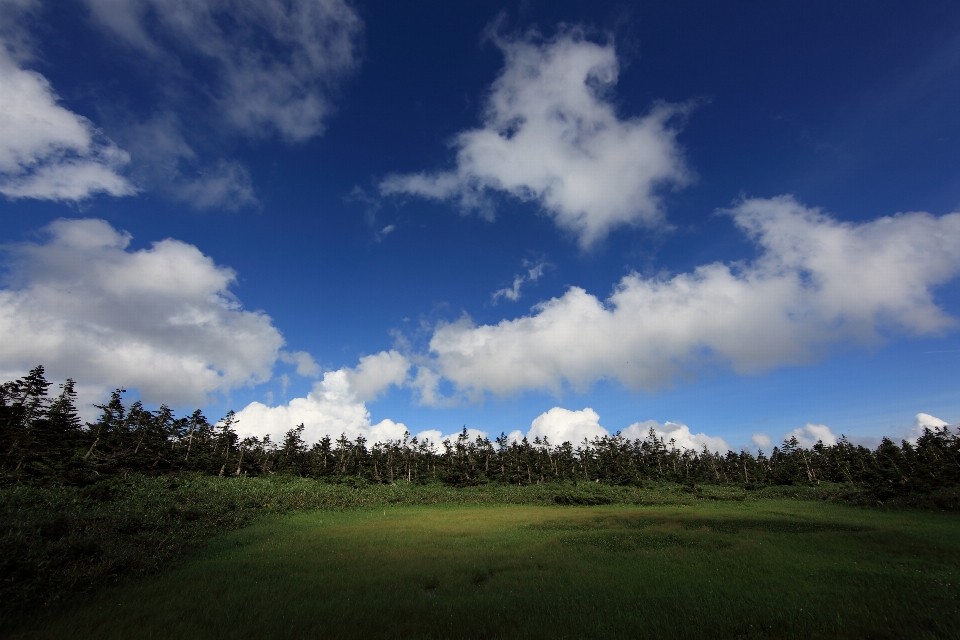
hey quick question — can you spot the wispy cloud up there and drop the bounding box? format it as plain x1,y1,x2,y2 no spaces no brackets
64,0,364,209
347,186,398,242
83,0,363,142
118,115,257,211
491,259,550,304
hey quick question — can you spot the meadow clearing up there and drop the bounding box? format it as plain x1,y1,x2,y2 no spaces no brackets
8,497,959,639
4,370,960,638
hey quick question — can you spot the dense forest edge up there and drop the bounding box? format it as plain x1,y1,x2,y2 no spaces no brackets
3,366,960,622
5,366,960,494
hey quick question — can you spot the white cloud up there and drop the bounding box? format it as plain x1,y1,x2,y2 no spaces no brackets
235,367,409,445
415,429,441,441
380,27,691,247
279,350,320,378
0,218,284,406
412,427,490,452
621,419,730,453
528,406,607,445
505,429,525,444
492,275,525,304
410,366,444,407
521,409,730,452
784,423,837,448
414,196,960,403
84,0,363,142
344,350,410,403
492,259,550,304
0,43,134,201
751,433,772,448
413,429,443,448
906,413,951,444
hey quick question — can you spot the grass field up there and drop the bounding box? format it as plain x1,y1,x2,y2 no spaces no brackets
9,499,960,639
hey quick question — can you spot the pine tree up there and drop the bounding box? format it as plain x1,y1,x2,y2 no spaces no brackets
0,366,52,481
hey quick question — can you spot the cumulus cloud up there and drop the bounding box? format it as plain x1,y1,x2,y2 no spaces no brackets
621,419,730,453
413,196,960,403
505,430,525,444
528,407,607,445
751,433,772,448
234,353,410,444
0,37,134,201
0,218,284,406
413,429,444,446
412,427,490,452
344,350,410,403
783,423,837,449
380,27,691,247
520,408,729,452
279,350,320,378
906,413,952,444
84,0,362,142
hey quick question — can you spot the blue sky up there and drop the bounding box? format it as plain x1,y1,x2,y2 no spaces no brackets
2,0,959,452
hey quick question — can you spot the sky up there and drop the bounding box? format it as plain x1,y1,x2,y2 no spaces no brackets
2,0,960,453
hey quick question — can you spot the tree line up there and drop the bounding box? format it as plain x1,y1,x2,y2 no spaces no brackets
3,367,959,500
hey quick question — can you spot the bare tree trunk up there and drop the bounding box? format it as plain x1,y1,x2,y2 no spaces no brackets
184,419,197,461
800,450,816,483
133,427,148,455
84,436,99,460
235,445,245,476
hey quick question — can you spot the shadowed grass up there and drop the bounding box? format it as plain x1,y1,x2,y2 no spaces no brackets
8,474,869,619
8,499,960,639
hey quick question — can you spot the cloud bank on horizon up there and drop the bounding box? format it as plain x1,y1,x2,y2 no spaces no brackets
233,356,411,447
412,196,960,404
234,394,736,454
525,407,731,453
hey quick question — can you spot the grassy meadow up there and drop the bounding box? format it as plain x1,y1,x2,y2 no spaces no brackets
8,497,960,639
7,369,960,636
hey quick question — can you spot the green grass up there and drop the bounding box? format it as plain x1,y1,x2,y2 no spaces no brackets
8,474,874,619
8,499,960,639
